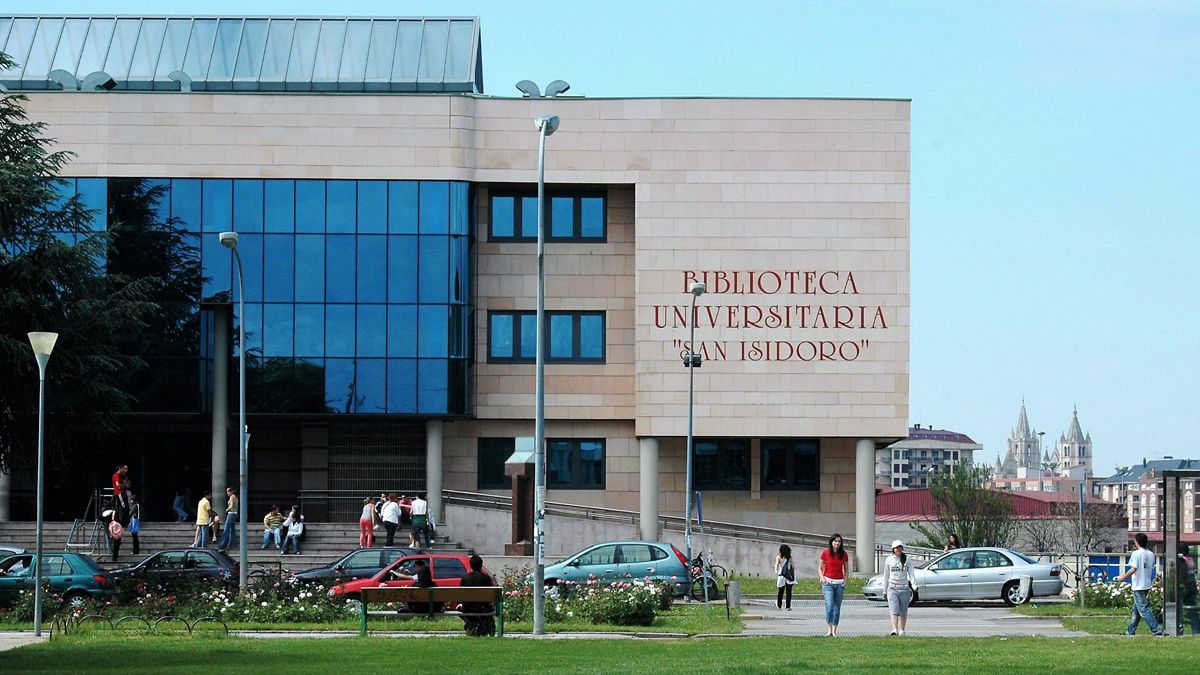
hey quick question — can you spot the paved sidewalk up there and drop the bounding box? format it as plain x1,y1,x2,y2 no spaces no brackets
0,632,48,652
741,597,1087,637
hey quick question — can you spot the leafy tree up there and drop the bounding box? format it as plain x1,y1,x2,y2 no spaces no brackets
910,465,1020,548
0,51,158,473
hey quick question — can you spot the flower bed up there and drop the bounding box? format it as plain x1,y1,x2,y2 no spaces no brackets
501,567,675,627
1070,578,1163,613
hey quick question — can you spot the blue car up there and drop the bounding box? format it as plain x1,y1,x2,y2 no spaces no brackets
0,552,115,609
544,541,690,596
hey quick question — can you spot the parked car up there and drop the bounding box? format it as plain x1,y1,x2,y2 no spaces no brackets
544,541,691,596
109,548,236,593
292,547,419,583
862,546,1063,606
329,554,493,601
0,551,115,609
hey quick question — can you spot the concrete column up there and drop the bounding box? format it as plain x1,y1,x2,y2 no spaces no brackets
0,469,10,521
638,437,659,540
855,438,876,574
425,420,444,528
211,305,230,513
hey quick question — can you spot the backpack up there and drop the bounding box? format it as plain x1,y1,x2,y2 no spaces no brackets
108,519,124,540
780,558,795,581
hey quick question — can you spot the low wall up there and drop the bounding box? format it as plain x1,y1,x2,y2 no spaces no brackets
446,503,859,578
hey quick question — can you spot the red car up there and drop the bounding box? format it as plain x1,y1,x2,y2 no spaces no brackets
329,554,495,600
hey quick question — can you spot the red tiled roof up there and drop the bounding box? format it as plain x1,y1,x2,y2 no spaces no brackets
876,488,1055,519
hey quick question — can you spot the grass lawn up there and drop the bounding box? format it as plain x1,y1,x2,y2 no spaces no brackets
0,604,739,636
7,634,1199,674
732,576,866,596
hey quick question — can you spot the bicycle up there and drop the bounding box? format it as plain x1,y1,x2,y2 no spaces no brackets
690,552,726,601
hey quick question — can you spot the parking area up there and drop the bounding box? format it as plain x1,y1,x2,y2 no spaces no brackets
742,598,1087,637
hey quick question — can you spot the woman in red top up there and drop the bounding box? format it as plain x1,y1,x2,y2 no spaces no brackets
818,533,849,636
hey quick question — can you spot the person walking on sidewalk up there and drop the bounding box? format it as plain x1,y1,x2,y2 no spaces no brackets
1118,532,1163,636
884,540,917,636
774,544,796,611
218,487,239,550
819,533,849,636
193,489,213,548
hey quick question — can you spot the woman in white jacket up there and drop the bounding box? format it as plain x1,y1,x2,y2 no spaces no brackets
883,540,917,635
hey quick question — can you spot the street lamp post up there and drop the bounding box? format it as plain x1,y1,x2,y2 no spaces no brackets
683,282,706,572
27,331,58,637
532,113,559,636
218,231,249,590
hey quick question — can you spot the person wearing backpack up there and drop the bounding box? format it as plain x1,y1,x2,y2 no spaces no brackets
775,544,796,611
819,533,850,636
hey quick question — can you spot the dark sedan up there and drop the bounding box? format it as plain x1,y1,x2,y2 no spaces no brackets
292,547,419,583
110,548,237,593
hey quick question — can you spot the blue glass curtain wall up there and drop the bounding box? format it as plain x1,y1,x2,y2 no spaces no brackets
61,177,473,416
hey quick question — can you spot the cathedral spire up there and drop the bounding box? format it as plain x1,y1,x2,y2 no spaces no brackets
1064,405,1085,442
1015,400,1031,436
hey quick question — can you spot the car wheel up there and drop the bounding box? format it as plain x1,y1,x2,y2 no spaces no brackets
1001,580,1026,606
691,576,721,601
64,592,88,611
910,589,919,605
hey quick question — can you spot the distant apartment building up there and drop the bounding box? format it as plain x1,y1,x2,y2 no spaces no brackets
1096,458,1200,535
990,475,1084,495
879,426,980,489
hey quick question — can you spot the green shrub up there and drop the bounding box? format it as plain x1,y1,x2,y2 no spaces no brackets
499,566,669,626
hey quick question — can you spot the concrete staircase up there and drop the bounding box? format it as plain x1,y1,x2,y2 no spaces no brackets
0,521,467,571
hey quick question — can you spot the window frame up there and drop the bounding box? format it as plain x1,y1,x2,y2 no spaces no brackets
691,438,751,491
487,310,606,363
546,438,606,490
760,439,821,491
488,188,607,243
477,437,514,491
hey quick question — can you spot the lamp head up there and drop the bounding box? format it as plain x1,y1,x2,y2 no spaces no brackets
689,282,707,297
28,332,59,357
535,115,560,137
218,231,240,249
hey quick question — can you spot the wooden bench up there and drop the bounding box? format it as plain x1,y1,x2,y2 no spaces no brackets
358,586,504,637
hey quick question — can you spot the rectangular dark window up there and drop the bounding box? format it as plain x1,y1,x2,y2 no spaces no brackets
489,189,606,242
761,439,820,491
693,438,750,491
487,311,605,363
548,439,605,489
477,438,514,490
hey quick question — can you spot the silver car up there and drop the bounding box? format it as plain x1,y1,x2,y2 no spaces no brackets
863,547,1062,606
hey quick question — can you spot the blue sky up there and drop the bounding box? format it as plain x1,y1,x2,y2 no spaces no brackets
8,1,1199,473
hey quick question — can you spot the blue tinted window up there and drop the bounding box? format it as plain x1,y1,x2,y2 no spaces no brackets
450,236,470,304
357,304,386,357
76,178,108,231
386,359,416,413
387,236,417,302
356,358,386,413
294,304,324,357
325,305,355,357
418,236,447,303
326,180,356,233
550,314,573,358
450,183,470,235
263,235,294,302
240,302,263,356
581,197,604,238
237,234,264,303
419,182,449,234
202,180,232,233
295,180,325,232
520,196,539,238
417,359,447,414
202,238,232,298
263,304,294,356
233,180,264,232
419,306,448,358
551,197,573,238
388,181,418,233
326,235,356,302
357,181,386,233
171,179,202,232
491,196,514,238
294,235,325,302
520,314,537,359
265,180,295,232
145,179,170,223
387,305,417,357
580,313,605,359
324,358,356,413
357,236,386,302
490,313,513,358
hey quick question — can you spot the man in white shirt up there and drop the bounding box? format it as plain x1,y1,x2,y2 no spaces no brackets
380,494,401,547
410,494,430,548
1117,532,1163,636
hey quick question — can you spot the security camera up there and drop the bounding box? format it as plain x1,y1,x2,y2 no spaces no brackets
218,231,240,249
